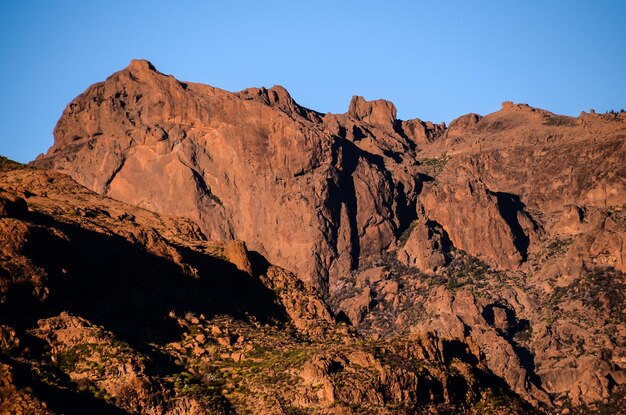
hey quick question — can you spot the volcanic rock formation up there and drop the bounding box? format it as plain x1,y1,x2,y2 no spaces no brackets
6,59,626,413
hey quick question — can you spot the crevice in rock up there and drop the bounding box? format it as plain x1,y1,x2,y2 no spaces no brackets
482,303,544,390
392,120,416,151
394,182,416,236
394,174,434,242
426,219,453,261
490,191,531,262
382,149,403,163
327,139,367,273
339,142,360,270
352,125,366,141
442,339,478,365
103,156,127,195
190,168,222,206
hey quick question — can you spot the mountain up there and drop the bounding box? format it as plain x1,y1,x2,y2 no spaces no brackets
1,59,625,413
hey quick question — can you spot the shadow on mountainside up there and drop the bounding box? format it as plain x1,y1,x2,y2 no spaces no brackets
482,304,543,389
0,211,288,351
490,191,536,263
6,356,132,415
0,211,286,412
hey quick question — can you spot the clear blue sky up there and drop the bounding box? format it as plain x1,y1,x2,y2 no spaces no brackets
1,1,625,163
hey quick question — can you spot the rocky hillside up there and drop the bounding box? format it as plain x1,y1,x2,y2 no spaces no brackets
1,59,624,413
0,159,533,414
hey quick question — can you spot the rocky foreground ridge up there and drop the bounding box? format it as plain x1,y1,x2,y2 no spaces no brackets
0,59,624,413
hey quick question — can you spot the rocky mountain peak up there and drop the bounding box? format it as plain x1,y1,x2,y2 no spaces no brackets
126,58,158,73
347,95,397,127
236,84,319,121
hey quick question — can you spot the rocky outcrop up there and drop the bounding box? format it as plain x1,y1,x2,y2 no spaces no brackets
348,95,397,127
0,363,55,415
416,287,551,406
222,240,253,274
397,216,450,273
420,170,540,270
260,266,336,338
35,60,626,293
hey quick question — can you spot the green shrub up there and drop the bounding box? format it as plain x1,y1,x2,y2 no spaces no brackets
543,115,575,127
398,220,418,247
0,156,27,172
422,152,451,175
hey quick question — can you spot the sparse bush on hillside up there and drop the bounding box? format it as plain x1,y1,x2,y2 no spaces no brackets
550,268,626,324
0,156,28,172
545,237,573,258
543,115,576,127
398,220,418,247
607,204,626,224
422,152,451,175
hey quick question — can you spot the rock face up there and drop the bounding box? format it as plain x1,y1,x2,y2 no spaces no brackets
419,170,540,270
397,216,450,273
24,60,626,412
